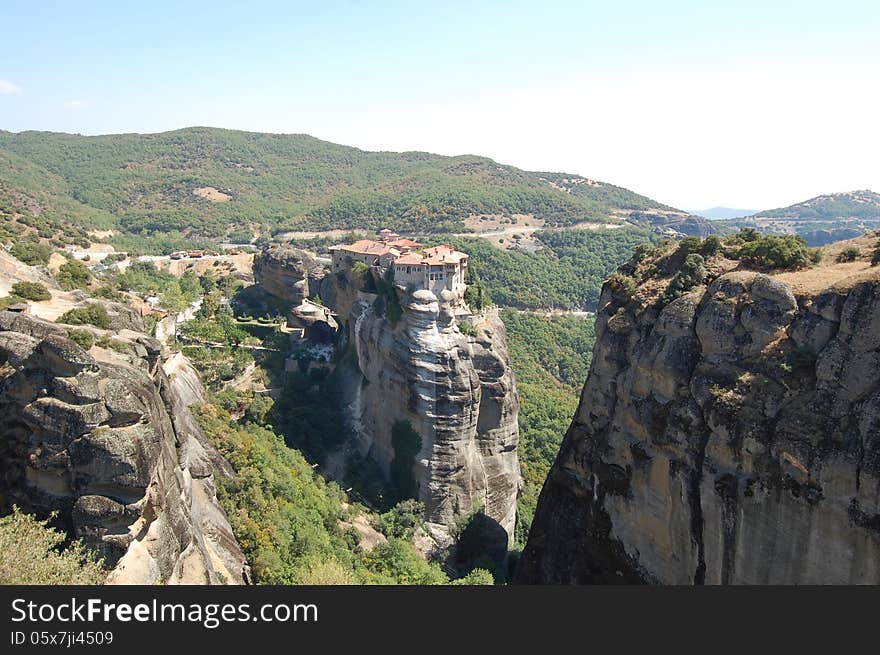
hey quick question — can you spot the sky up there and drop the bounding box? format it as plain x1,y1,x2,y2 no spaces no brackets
0,0,878,210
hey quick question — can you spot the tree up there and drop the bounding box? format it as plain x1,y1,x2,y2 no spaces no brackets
179,269,201,300
55,259,92,290
57,303,111,329
11,281,51,301
0,507,106,584
10,241,51,266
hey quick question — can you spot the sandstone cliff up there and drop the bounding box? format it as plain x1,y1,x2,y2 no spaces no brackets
517,236,880,584
258,247,521,546
347,289,521,545
253,245,325,305
0,311,248,584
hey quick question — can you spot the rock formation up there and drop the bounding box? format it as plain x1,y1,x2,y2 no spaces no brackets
253,245,326,305
256,246,521,546
329,277,521,546
517,240,880,584
0,311,248,584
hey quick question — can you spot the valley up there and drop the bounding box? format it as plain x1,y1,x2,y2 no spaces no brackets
1,127,879,586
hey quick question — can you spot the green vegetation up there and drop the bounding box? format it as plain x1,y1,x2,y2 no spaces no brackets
55,258,92,290
0,128,681,240
0,507,106,584
10,239,51,265
195,404,448,584
57,303,110,329
606,271,638,301
105,261,202,312
837,246,860,263
66,329,95,350
10,281,50,301
0,295,26,309
663,253,706,302
751,190,880,221
501,310,595,547
727,230,822,271
431,227,657,310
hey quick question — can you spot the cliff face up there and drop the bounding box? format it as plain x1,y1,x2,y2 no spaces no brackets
253,245,325,305
517,244,880,584
0,311,248,584
348,290,521,543
270,250,520,547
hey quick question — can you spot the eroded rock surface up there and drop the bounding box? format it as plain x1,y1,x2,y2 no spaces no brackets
253,245,325,304
0,311,247,584
517,258,880,584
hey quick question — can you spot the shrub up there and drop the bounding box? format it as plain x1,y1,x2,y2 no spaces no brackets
701,234,723,257
606,272,638,301
734,233,820,271
452,568,495,585
676,236,703,258
0,507,106,584
836,246,860,263
57,303,110,329
458,321,477,337
10,240,51,266
66,329,95,350
375,500,425,539
664,253,706,302
55,259,92,291
872,245,880,266
11,281,50,301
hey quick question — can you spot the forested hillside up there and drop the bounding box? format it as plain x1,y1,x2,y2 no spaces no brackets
0,127,684,239
435,227,658,310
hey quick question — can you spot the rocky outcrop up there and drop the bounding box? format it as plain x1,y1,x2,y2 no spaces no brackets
0,311,247,585
340,284,521,546
253,245,326,304
517,253,880,584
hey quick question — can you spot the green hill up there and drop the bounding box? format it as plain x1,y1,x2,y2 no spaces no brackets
722,190,880,246
0,127,690,240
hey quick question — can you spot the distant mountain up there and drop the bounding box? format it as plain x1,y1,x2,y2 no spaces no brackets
689,207,759,220
719,190,880,246
0,127,697,240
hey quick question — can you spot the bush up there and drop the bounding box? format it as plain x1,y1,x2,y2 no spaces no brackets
872,245,880,266
664,253,706,302
66,329,95,350
458,321,477,337
701,234,723,257
55,259,92,290
375,500,425,540
836,246,860,263
733,232,820,271
452,568,495,585
606,272,638,301
0,507,106,584
10,240,51,266
11,281,50,301
57,303,110,329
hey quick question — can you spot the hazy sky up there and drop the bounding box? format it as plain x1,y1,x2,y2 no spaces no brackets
1,0,878,209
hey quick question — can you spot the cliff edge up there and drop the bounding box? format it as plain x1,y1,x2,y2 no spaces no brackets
517,234,880,584
0,311,248,584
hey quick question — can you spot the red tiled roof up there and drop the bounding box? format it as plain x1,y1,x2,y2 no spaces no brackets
387,238,423,249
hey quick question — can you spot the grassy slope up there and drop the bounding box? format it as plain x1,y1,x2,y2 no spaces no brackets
0,127,680,237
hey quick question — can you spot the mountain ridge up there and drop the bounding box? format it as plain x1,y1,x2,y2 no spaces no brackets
0,126,703,239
